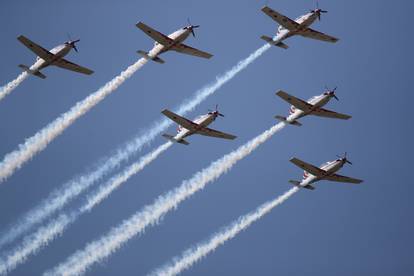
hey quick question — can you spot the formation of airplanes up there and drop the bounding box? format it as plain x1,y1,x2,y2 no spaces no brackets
12,5,362,189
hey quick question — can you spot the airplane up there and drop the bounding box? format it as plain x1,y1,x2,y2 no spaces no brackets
136,20,213,64
17,35,94,79
161,106,236,145
260,4,339,49
288,153,363,190
275,87,351,126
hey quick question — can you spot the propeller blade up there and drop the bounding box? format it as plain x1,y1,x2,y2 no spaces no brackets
73,46,78,52
191,29,195,37
333,95,339,101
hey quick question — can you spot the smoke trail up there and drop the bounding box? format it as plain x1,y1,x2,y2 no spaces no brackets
45,122,286,276
0,48,160,182
0,43,271,248
0,72,29,102
0,142,172,274
0,214,74,275
150,186,301,276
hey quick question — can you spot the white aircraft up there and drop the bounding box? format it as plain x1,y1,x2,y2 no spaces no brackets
136,20,213,64
260,5,339,49
275,87,351,126
17,35,94,79
289,153,363,190
161,106,236,145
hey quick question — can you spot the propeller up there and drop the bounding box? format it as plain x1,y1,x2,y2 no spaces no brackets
336,152,352,165
324,86,339,101
65,34,80,52
208,104,225,117
312,2,328,21
184,18,200,37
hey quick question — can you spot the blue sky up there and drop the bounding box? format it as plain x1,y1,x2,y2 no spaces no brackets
0,0,413,275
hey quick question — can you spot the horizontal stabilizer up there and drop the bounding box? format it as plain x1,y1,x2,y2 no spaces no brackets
260,36,289,49
260,35,274,43
275,41,289,49
18,64,46,79
162,134,189,145
289,180,315,190
137,50,165,64
275,115,302,126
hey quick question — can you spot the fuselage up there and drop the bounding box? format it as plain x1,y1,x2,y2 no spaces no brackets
274,11,319,43
150,27,192,56
286,92,333,123
303,159,347,185
175,112,218,141
31,43,74,72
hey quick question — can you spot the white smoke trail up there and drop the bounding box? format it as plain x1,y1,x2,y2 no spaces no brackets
150,186,301,276
0,214,74,275
81,141,173,212
0,142,172,274
0,50,157,182
0,72,29,102
0,43,271,248
45,122,286,276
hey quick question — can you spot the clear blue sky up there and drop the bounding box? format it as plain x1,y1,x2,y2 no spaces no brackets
0,0,412,275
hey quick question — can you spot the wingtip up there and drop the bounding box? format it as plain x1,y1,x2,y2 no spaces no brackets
275,90,285,96
17,35,25,42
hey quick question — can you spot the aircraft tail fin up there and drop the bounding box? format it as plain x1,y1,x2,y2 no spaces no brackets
162,134,189,145
289,180,315,190
274,115,302,126
18,64,46,79
137,50,165,64
260,36,289,49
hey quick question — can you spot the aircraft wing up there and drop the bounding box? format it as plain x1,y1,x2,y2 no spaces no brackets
196,127,236,140
311,108,351,120
276,90,313,112
324,174,363,184
54,58,94,75
300,28,339,43
161,109,198,131
261,6,299,30
136,22,175,46
17,35,54,61
290,158,326,177
171,43,213,59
